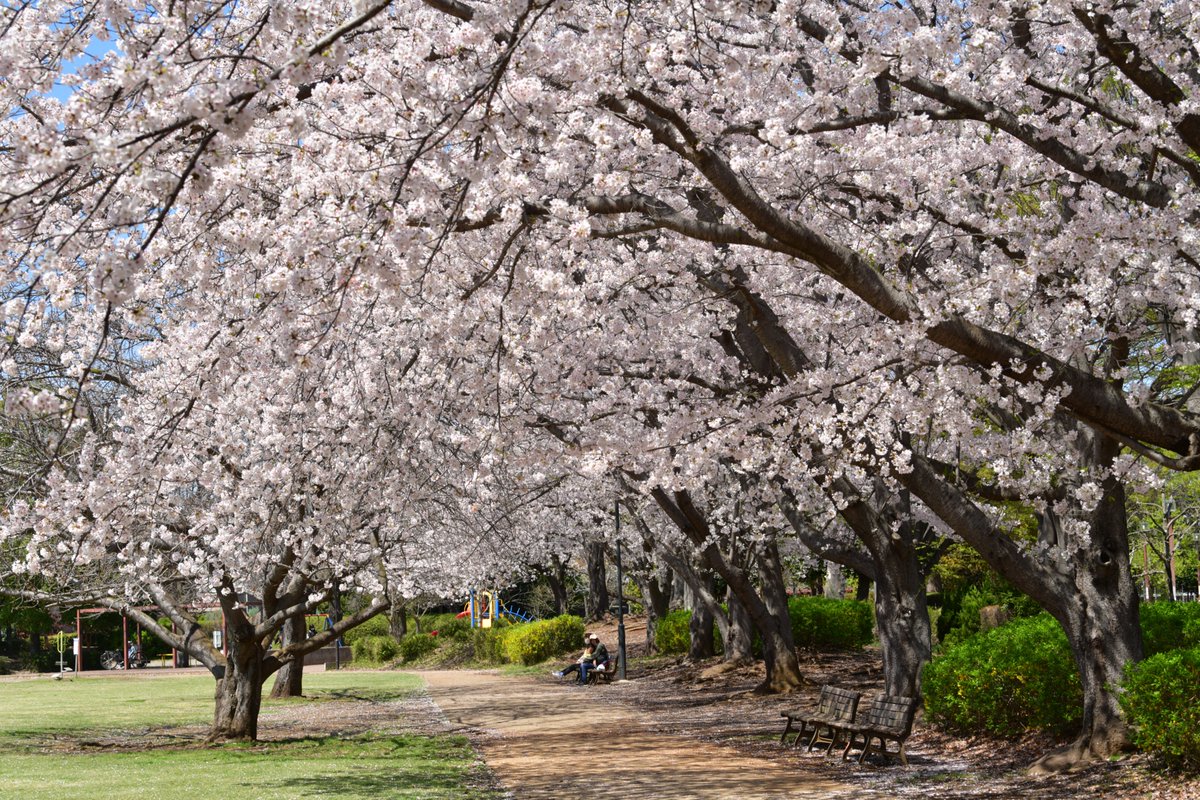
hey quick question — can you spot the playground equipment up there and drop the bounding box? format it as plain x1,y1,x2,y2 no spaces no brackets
461,590,534,628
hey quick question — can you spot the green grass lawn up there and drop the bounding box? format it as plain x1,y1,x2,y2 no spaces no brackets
0,671,501,800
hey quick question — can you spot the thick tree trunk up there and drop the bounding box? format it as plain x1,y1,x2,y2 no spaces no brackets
210,622,264,741
873,551,931,699
654,545,727,658
268,610,305,699
547,555,570,615
752,540,804,692
1034,588,1140,771
389,603,408,639
723,587,755,664
585,541,609,621
650,487,805,691
854,572,872,601
824,561,847,599
685,579,716,659
1031,467,1141,771
902,432,1141,772
837,484,934,701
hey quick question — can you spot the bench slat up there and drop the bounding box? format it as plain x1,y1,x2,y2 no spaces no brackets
835,695,919,765
779,685,861,750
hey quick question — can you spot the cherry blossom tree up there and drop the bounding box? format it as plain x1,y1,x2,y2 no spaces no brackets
2,0,1199,768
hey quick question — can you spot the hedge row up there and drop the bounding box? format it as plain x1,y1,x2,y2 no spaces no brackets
397,633,439,662
501,615,585,665
343,614,391,645
654,610,693,655
350,635,399,664
1140,602,1200,656
1122,603,1200,770
653,597,874,656
1121,647,1200,770
923,614,1082,737
788,596,874,650
923,602,1200,771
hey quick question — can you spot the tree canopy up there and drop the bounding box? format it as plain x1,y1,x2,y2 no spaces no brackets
1,0,1198,758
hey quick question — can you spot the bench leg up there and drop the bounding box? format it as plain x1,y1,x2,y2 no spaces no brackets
780,717,793,745
896,739,908,767
792,721,811,747
857,734,874,764
841,731,857,761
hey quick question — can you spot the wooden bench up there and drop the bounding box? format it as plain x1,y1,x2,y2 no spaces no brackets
835,694,919,765
586,655,619,684
779,685,861,752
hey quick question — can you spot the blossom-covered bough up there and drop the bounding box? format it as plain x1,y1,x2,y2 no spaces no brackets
1,0,1198,767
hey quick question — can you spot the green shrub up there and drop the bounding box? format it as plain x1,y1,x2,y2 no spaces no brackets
397,633,439,663
655,609,693,655
923,614,1082,737
938,582,1041,646
788,596,874,650
418,612,461,633
351,635,399,664
432,617,474,640
1140,602,1200,657
472,626,512,664
502,615,585,665
342,613,392,645
17,650,57,673
1120,646,1200,770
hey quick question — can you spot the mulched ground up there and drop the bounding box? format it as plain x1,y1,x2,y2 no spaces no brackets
601,643,1200,800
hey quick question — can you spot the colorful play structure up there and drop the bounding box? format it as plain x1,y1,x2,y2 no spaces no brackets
457,590,534,628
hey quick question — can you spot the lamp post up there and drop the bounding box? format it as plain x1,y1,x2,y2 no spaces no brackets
615,499,627,680
1166,497,1178,602
1143,543,1152,601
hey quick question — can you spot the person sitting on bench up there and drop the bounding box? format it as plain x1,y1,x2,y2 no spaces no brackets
581,633,609,683
552,635,596,682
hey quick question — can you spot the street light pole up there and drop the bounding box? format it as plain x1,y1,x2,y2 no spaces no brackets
615,498,627,681
1166,497,1178,602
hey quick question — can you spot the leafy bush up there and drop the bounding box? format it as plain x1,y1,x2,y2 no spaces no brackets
419,611,492,641
351,635,399,664
343,614,392,645
472,626,512,664
1140,602,1200,657
1120,646,1200,770
434,617,474,640
418,612,461,633
654,598,874,656
923,614,1082,737
502,615,584,665
655,609,693,655
396,633,438,663
788,596,874,650
17,650,58,673
937,582,1041,646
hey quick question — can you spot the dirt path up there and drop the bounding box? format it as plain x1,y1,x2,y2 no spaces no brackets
420,670,854,800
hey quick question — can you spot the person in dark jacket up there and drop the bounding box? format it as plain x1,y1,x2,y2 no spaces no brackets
552,635,596,682
580,633,609,683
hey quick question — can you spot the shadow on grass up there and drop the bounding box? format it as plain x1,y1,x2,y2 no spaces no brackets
255,735,498,799
302,687,419,704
